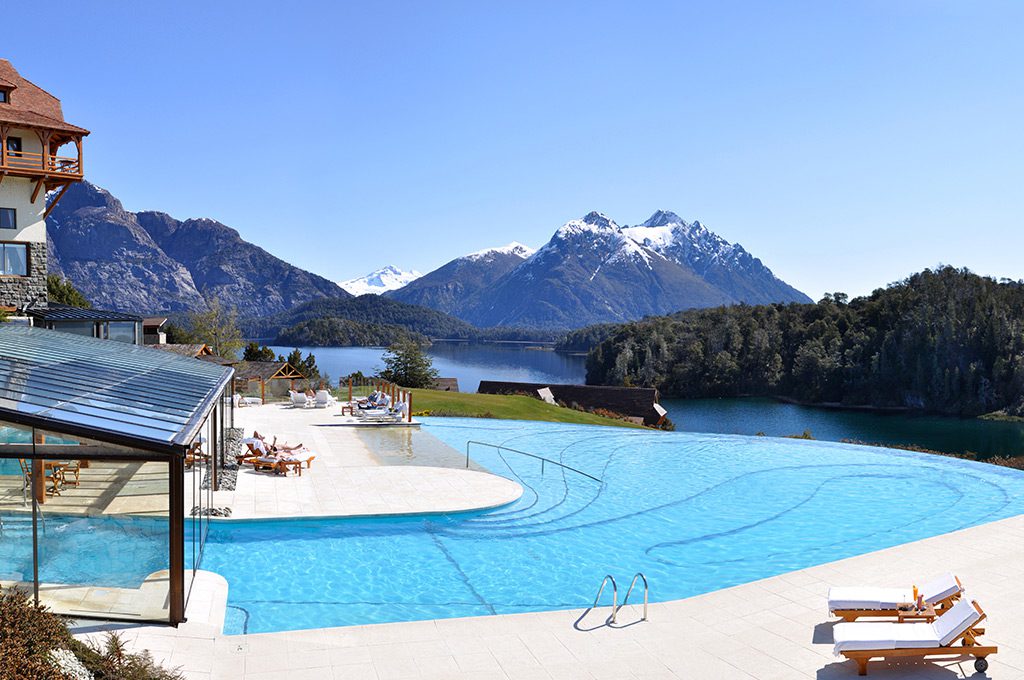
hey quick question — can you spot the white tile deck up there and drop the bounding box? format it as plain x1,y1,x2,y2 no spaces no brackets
216,404,522,519
74,512,1024,679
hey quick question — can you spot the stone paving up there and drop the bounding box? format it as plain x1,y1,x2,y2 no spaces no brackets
211,404,522,519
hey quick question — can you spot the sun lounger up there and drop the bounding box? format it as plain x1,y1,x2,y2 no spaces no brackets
833,598,995,675
289,391,311,408
829,573,963,621
314,390,335,408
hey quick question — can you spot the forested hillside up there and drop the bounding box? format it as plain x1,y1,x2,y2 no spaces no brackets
584,267,1024,416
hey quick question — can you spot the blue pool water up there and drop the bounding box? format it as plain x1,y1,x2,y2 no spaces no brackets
0,513,171,587
201,418,1024,634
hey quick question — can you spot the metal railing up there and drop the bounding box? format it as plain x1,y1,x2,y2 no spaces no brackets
593,574,618,623
464,441,603,483
622,572,649,621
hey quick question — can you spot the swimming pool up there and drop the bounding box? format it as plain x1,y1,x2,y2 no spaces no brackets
202,418,1024,634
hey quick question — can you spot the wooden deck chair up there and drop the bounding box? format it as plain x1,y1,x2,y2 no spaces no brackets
829,573,963,622
236,440,265,465
834,599,996,675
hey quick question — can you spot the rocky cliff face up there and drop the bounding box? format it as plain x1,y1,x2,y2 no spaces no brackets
47,182,348,316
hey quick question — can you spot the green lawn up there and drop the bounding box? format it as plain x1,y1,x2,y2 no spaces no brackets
408,388,642,428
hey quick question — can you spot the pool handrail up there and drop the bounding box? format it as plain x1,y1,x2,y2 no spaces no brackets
594,574,618,623
464,440,603,484
621,572,649,621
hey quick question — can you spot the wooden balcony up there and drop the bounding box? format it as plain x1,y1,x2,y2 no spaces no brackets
0,148,83,181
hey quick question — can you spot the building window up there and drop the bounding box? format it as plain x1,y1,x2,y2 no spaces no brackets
5,136,21,158
0,90,7,104
0,208,14,229
0,243,28,276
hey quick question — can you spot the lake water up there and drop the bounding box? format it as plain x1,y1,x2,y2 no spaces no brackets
268,342,587,394
270,344,1024,458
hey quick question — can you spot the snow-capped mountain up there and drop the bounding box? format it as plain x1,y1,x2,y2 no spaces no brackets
464,242,536,261
339,266,422,296
620,210,811,305
393,210,809,329
385,243,535,315
458,212,734,328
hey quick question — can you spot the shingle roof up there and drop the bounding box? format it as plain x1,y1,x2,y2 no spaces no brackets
150,344,211,358
0,60,89,136
233,361,305,382
0,325,232,453
27,303,141,322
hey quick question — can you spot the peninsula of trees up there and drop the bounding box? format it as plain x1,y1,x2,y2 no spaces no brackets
573,267,1024,417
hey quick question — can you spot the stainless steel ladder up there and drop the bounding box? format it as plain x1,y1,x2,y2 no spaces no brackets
592,575,618,623
622,572,649,621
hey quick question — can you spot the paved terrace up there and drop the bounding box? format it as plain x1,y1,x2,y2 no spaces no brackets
218,404,522,518
74,512,1024,679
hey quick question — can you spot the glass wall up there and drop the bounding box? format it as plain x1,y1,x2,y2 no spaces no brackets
185,407,222,611
0,420,175,623
0,423,35,599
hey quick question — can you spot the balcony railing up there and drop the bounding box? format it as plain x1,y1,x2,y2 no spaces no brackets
1,150,82,178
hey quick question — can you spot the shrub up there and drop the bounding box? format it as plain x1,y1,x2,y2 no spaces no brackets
0,586,182,680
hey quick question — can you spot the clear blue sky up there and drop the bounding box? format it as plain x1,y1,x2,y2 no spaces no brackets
7,1,1023,298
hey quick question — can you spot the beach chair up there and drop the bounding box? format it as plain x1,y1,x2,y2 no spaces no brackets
365,401,408,423
833,598,996,675
289,391,310,408
829,573,963,621
236,439,266,464
314,390,335,408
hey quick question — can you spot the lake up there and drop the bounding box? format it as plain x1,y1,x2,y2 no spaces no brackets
267,342,588,394
271,343,1024,459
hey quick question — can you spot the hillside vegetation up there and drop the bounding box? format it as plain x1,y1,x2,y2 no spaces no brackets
584,267,1024,417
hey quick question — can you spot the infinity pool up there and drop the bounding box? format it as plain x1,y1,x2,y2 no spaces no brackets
202,418,1024,634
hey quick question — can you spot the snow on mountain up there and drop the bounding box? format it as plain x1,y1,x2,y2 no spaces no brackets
339,266,422,296
465,242,536,261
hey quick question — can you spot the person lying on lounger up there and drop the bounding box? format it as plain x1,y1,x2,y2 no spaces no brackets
251,431,304,452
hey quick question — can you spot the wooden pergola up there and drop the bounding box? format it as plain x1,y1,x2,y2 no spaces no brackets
233,361,306,404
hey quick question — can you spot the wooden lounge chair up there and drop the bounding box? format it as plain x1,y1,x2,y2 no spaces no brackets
279,455,315,476
834,599,996,675
236,440,265,464
829,573,963,622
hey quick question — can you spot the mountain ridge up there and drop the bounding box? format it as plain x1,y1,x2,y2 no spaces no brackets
48,182,349,316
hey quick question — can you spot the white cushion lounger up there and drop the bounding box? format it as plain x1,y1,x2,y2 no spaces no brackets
828,572,963,621
833,598,995,675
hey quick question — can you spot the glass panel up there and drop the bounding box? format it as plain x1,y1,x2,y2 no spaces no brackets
0,325,232,447
0,208,15,229
48,321,95,337
3,244,27,276
6,136,20,153
0,423,35,602
33,428,171,622
108,322,138,344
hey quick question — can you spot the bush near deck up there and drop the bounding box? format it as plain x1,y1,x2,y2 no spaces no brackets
409,389,642,428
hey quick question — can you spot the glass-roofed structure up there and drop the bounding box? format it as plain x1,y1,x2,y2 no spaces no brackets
0,325,234,624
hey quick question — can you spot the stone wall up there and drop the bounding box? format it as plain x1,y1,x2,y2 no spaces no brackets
0,240,47,309
477,380,662,426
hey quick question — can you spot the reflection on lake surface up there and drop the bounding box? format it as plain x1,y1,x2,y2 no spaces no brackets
268,342,587,393
269,343,1024,459
665,397,1024,459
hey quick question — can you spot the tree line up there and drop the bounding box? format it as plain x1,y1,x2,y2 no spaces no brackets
580,267,1024,416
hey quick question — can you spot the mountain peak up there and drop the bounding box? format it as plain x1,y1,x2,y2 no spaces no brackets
465,242,536,261
339,266,422,296
642,210,685,228
581,211,615,228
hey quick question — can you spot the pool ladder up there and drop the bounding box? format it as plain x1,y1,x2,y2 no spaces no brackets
591,572,648,624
